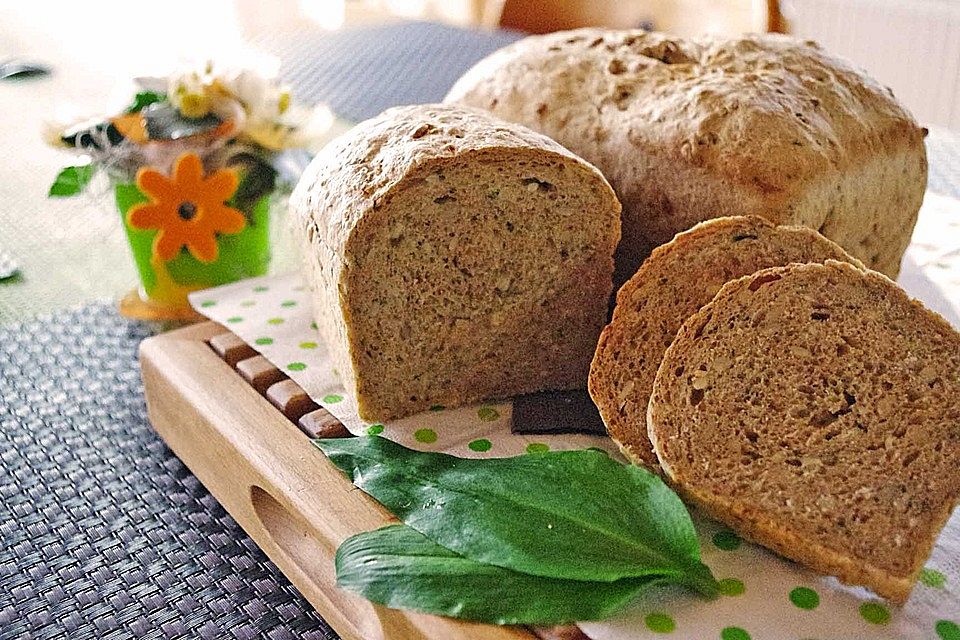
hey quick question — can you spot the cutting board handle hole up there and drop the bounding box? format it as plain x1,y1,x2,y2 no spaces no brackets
250,485,331,588
250,485,391,639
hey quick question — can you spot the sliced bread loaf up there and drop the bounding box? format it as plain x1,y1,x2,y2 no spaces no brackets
446,29,927,281
590,216,860,468
291,104,621,421
648,260,960,602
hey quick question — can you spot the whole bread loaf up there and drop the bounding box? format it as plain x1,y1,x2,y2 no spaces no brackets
291,104,621,421
590,216,861,469
648,261,960,602
446,29,927,281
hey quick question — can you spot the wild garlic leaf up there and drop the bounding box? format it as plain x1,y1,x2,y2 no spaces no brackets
48,165,95,197
315,437,718,597
336,524,663,625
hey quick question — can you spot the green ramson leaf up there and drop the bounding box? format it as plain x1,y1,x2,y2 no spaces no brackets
48,165,95,197
336,524,662,625
315,437,718,597
126,91,166,114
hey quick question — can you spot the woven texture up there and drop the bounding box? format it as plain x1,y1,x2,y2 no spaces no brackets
258,21,523,121
0,305,339,639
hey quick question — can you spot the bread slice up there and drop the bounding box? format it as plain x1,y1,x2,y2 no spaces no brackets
291,104,621,421
590,216,861,469
446,29,927,281
648,260,960,602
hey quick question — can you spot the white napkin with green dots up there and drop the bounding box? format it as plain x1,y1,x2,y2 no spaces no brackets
190,262,958,640
191,189,960,640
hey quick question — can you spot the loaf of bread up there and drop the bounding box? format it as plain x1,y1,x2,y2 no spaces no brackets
446,29,927,281
648,260,960,602
291,104,621,421
590,216,861,468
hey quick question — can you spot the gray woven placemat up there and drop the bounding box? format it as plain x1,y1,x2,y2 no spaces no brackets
0,304,340,639
257,21,523,122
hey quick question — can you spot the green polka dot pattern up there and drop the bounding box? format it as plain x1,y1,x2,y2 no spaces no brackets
468,439,492,452
644,612,675,633
253,285,269,292
859,602,890,625
936,620,960,640
712,530,741,551
720,627,751,640
477,406,499,421
191,273,960,640
921,568,947,589
414,428,437,444
789,587,820,610
718,578,745,596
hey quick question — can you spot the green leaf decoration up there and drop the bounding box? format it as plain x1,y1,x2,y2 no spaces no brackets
126,90,166,114
48,164,95,197
315,437,718,597
336,524,662,625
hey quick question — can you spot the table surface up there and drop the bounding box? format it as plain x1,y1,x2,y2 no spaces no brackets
2,18,960,640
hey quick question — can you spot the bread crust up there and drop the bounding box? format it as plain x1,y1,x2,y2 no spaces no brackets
291,104,621,420
446,29,927,278
590,216,860,469
648,261,960,602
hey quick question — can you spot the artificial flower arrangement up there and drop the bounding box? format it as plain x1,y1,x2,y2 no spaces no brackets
46,60,331,319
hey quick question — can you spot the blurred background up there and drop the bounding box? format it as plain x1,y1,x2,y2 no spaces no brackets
4,0,958,128
1,0,958,320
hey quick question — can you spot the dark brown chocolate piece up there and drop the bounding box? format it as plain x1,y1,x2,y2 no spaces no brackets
209,332,257,367
298,408,351,439
266,379,320,422
511,389,606,436
236,355,286,395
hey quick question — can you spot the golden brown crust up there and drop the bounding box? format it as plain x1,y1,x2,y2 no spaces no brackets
648,261,960,602
590,216,860,469
291,104,621,420
446,29,927,278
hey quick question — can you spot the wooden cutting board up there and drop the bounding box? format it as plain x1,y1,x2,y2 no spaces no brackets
139,321,585,640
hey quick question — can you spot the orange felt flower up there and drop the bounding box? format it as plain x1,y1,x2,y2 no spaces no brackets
128,153,246,263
